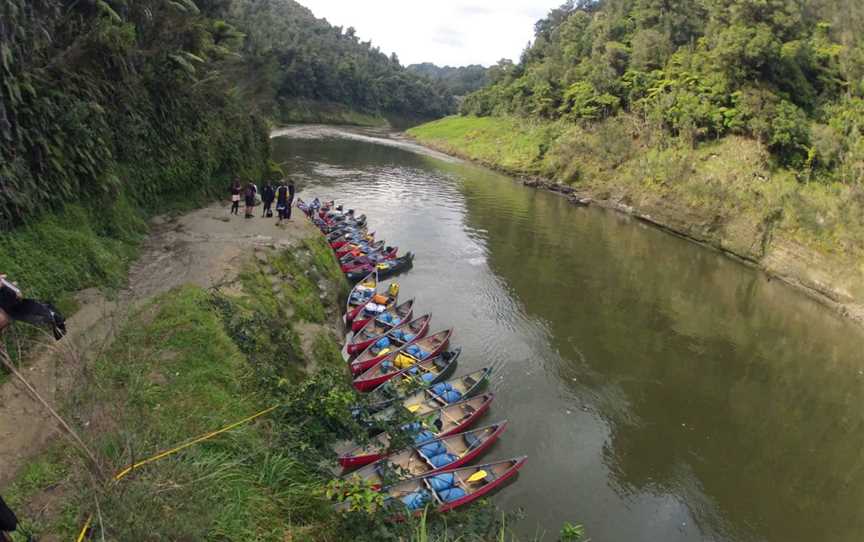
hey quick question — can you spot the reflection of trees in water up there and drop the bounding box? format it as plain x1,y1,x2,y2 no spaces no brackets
454,167,864,542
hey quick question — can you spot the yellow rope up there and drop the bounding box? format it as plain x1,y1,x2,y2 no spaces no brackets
113,405,279,481
75,514,92,542
74,405,279,540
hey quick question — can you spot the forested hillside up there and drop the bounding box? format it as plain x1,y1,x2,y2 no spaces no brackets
228,0,455,123
462,0,864,175
407,63,490,96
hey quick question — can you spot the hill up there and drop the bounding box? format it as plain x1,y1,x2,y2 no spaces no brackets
407,63,490,96
228,0,456,124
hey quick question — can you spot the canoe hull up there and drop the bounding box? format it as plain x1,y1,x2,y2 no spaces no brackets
354,345,455,392
430,457,527,514
350,296,399,333
351,330,450,381
345,272,377,324
365,348,463,409
346,301,415,356
345,421,509,489
339,453,384,471
338,393,493,469
346,253,414,283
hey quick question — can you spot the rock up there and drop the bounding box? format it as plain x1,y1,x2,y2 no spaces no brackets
568,196,592,206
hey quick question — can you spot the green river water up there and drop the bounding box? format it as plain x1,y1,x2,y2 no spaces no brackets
272,128,864,542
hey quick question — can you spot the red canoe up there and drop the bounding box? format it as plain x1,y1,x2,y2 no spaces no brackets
338,393,495,470
343,421,508,488
341,247,399,273
345,271,378,323
350,328,451,378
357,349,460,395
383,457,528,514
346,299,415,356
331,231,374,250
359,314,431,362
350,294,400,333
336,240,384,259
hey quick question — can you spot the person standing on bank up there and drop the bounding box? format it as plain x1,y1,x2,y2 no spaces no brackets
275,180,289,226
286,180,296,220
261,181,275,218
244,182,256,219
229,179,241,216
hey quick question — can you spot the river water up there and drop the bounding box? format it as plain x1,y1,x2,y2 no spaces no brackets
272,129,864,542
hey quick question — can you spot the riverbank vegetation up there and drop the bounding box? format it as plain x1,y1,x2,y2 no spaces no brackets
2,240,513,541
410,0,864,316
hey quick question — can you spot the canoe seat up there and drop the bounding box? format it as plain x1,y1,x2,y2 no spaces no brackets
463,431,481,449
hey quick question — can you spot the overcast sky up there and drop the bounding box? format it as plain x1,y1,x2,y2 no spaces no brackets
299,1,558,67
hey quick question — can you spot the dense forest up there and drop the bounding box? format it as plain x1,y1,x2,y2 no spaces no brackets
462,0,864,179
0,0,270,231
228,0,455,121
407,63,490,96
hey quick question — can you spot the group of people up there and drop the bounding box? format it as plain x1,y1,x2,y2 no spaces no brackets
229,179,296,224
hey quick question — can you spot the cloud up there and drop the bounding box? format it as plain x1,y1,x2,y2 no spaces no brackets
432,26,466,48
458,5,493,16
298,0,559,67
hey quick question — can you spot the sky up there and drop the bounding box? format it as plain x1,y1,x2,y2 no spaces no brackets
298,1,559,67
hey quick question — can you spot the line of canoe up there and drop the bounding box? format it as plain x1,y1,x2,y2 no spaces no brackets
298,198,414,283
299,198,526,516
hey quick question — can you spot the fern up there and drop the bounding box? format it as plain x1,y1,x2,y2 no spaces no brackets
95,0,121,22
166,0,200,15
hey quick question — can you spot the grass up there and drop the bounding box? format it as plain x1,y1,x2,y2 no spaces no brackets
408,116,565,173
278,98,389,128
6,284,330,541
0,197,145,303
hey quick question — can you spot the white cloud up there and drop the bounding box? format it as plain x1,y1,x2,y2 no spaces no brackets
297,0,560,67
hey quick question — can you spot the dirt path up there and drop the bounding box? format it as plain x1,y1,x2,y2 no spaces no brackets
0,203,317,487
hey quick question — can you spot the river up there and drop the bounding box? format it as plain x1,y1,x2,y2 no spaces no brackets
271,128,864,542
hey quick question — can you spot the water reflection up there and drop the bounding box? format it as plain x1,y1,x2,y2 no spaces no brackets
272,134,864,542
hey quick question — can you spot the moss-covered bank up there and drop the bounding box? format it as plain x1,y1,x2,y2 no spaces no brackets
409,115,864,325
